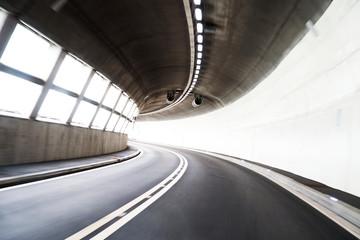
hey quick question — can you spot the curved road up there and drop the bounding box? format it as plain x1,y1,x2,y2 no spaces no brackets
0,143,356,239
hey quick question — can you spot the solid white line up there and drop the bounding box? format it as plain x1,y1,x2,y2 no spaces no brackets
65,149,187,240
0,151,143,193
91,153,188,240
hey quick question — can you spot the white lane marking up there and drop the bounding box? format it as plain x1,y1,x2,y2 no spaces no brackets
91,152,188,240
0,151,143,193
66,149,187,240
91,154,188,240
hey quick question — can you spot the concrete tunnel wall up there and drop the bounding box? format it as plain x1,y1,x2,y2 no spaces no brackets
133,0,360,197
0,116,128,166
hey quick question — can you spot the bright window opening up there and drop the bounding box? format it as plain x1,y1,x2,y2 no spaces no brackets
195,70,200,75
1,24,61,80
71,101,97,127
123,121,131,134
196,59,201,64
102,85,121,108
0,72,42,118
0,12,139,128
197,52,202,59
123,101,134,118
84,73,109,102
196,65,201,70
115,95,128,113
127,105,136,119
197,35,203,43
114,117,126,133
105,113,120,131
197,44,203,52
128,107,138,120
194,0,201,5
53,54,91,94
133,108,139,118
92,108,111,129
37,89,76,123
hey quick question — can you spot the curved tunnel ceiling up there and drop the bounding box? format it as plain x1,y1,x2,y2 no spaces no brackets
0,0,331,121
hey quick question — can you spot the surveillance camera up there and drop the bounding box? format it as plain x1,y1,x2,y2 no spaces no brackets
166,91,175,104
192,94,202,107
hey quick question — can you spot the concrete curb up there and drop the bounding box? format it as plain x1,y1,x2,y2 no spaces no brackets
0,149,141,188
200,151,360,239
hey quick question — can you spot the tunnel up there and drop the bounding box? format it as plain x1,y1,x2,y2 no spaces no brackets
0,0,360,239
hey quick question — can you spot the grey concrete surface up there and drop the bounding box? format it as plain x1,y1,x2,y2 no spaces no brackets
0,116,128,166
0,143,356,239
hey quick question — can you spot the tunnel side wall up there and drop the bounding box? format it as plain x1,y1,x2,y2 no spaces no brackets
134,0,360,197
0,116,128,166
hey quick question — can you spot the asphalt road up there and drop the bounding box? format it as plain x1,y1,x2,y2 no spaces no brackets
0,143,356,240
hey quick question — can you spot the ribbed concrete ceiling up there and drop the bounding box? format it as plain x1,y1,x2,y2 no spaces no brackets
0,0,331,121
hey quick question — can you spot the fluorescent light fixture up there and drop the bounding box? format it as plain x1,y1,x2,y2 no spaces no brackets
196,59,201,64
196,65,201,70
51,0,68,12
195,9,202,21
194,0,201,5
197,44,203,52
330,196,338,202
197,23,203,33
197,52,202,58
197,35,203,43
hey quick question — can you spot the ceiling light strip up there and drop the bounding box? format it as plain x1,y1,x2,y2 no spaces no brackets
181,0,204,103
139,0,205,115
139,0,196,116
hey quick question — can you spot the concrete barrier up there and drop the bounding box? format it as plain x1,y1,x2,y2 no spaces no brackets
0,116,128,165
